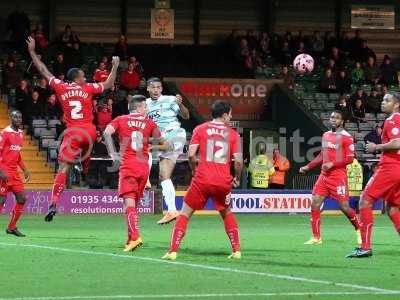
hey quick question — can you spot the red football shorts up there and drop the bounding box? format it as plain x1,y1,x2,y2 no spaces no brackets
0,173,24,196
118,165,149,201
363,164,400,206
184,180,232,211
312,174,349,202
58,124,97,168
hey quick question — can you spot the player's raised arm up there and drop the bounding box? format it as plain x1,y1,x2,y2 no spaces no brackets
103,125,119,161
26,37,53,82
102,56,120,90
175,94,190,120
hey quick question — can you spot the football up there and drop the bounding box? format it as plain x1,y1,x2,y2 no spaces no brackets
293,53,314,73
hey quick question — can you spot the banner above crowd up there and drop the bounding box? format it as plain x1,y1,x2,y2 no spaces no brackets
351,5,395,30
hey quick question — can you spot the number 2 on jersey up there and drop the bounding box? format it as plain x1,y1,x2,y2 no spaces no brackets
206,139,228,163
69,101,83,119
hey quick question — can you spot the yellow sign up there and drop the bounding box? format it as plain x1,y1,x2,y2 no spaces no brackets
151,9,174,39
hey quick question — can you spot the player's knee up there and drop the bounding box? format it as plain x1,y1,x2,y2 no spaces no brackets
58,163,70,174
359,195,373,209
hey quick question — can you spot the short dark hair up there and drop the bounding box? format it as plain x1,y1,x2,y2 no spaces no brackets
147,77,162,86
128,95,146,111
332,110,345,120
66,68,80,82
211,100,232,119
393,92,400,102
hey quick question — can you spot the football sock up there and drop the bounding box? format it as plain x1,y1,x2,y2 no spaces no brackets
148,152,152,170
311,208,321,239
389,209,400,234
344,208,361,230
223,212,240,252
161,179,176,211
126,206,139,241
51,172,67,205
360,207,373,250
0,202,4,213
170,215,188,252
7,202,25,230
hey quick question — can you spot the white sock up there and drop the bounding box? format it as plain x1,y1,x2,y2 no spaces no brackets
161,179,176,211
148,152,153,171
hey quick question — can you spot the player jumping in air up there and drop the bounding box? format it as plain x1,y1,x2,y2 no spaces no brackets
0,111,31,237
26,36,120,222
300,110,361,245
162,100,243,261
146,77,190,225
347,93,400,258
104,95,169,252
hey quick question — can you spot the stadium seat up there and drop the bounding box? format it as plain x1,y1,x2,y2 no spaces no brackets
377,113,386,121
32,119,47,127
354,132,365,141
359,123,373,131
48,119,61,127
365,113,377,121
345,123,358,130
356,141,365,151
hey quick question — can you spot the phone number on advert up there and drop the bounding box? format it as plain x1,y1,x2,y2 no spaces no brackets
70,195,122,204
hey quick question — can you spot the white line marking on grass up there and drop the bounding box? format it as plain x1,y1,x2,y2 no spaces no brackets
1,291,400,300
0,242,398,295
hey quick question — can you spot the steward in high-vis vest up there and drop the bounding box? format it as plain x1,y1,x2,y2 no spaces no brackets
269,149,290,189
248,142,275,188
347,158,363,195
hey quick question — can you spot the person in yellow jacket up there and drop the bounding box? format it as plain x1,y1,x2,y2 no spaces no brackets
269,148,290,189
248,142,275,189
347,158,363,195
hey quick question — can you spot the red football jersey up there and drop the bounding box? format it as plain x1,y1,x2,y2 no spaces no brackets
190,121,241,187
49,77,104,127
308,130,354,177
0,126,24,173
380,112,400,165
108,113,160,172
93,69,110,82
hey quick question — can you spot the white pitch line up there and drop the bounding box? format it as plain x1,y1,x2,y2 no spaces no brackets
0,242,398,295
1,291,400,300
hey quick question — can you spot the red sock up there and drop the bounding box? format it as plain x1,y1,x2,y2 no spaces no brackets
0,202,4,213
51,172,67,204
7,202,25,230
311,208,321,239
125,206,139,241
344,208,361,230
389,210,400,234
360,207,373,250
223,212,240,252
170,215,189,252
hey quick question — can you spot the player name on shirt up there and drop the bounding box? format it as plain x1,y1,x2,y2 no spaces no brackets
206,127,226,137
60,89,89,101
324,141,339,150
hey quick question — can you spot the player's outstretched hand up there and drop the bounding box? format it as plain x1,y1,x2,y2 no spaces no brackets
299,166,309,174
175,94,183,105
365,141,377,153
111,56,120,67
23,170,31,183
322,162,333,171
26,36,35,52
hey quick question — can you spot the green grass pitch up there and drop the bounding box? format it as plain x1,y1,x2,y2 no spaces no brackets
1,214,400,300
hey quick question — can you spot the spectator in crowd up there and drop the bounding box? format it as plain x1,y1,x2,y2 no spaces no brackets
34,23,48,52
364,124,382,145
336,69,351,94
294,30,306,49
86,129,109,189
350,62,364,84
351,98,366,123
128,56,144,76
347,158,363,194
364,56,380,85
279,66,294,90
60,24,80,48
64,42,84,69
112,95,129,119
3,59,22,92
96,100,113,132
45,93,62,120
349,29,363,60
120,62,141,94
293,41,307,57
35,78,50,103
93,62,110,83
258,39,271,62
25,90,44,126
339,31,352,57
269,148,290,189
311,31,324,57
351,88,367,105
326,59,337,74
235,38,250,63
53,53,67,78
320,69,336,93
15,79,30,117
248,142,275,189
226,29,241,54
324,31,337,55
358,40,376,63
365,88,382,114
114,35,129,61
380,55,396,85
246,29,258,51
335,95,351,121
382,84,389,95
6,7,30,52
330,47,344,69
279,40,293,66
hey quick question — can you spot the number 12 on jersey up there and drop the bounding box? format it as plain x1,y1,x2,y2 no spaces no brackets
206,139,228,163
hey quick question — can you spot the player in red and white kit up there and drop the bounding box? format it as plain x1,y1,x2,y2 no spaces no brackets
300,110,361,245
103,95,169,252
162,100,243,261
26,37,119,222
347,93,400,258
0,111,31,237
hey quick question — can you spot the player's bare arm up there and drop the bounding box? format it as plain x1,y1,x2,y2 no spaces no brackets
149,137,171,151
175,94,190,120
19,161,30,183
26,36,53,81
103,125,120,162
368,140,400,153
102,56,120,90
188,144,199,176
